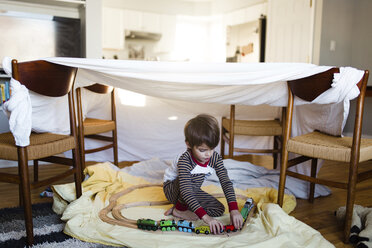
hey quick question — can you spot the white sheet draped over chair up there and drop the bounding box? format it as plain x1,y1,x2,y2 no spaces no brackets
1,57,365,198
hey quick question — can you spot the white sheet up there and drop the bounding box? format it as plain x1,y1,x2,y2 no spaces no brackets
4,57,364,143
1,57,31,147
0,58,365,184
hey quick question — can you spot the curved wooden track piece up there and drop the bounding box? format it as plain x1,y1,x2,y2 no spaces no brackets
99,183,163,228
99,183,252,230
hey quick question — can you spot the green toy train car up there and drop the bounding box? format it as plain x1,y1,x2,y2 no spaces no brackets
136,198,254,234
159,219,177,231
240,197,254,222
137,218,158,231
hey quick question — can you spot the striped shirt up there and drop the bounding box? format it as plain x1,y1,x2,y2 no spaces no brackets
177,150,238,218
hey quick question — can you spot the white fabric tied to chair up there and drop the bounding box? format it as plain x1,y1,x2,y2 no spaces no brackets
2,57,32,147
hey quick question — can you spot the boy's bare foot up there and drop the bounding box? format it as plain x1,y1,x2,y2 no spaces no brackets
164,207,174,216
172,208,199,221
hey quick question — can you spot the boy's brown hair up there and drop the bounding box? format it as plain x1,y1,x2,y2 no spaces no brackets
184,114,220,149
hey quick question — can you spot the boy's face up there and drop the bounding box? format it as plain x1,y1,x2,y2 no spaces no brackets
189,143,213,164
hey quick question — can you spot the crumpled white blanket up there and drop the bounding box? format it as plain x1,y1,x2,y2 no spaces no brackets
1,57,31,147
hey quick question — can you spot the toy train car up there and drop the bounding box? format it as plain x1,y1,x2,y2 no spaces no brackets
195,225,211,234
137,219,195,232
159,219,177,231
177,220,195,232
240,197,255,222
136,198,255,234
224,224,237,233
137,218,158,231
195,225,235,234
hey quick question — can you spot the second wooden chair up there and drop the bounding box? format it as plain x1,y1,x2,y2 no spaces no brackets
75,84,118,170
221,104,283,169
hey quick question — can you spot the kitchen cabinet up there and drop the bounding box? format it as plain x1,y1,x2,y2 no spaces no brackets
154,14,176,53
122,9,142,31
102,8,124,50
122,9,161,33
142,12,161,33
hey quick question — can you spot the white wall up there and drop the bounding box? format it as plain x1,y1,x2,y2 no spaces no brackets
318,0,353,67
349,0,372,136
318,0,372,73
318,0,372,135
351,0,372,75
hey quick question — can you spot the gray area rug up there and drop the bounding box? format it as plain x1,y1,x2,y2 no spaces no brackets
0,202,120,248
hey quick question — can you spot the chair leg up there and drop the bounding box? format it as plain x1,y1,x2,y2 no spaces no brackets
273,136,279,169
18,147,34,246
220,127,225,158
72,147,83,198
33,160,38,182
18,165,23,207
228,134,234,159
278,90,292,207
76,87,86,172
113,129,119,166
228,105,235,159
277,150,289,207
80,140,86,172
309,158,318,203
344,160,358,243
18,185,23,207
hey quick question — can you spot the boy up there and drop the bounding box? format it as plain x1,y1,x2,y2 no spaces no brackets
163,114,243,234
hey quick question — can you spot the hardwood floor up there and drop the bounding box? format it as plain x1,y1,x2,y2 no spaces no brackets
291,160,372,248
0,158,371,248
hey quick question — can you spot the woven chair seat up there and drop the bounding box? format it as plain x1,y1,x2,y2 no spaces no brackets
287,131,372,163
222,118,282,136
0,132,75,161
83,118,116,135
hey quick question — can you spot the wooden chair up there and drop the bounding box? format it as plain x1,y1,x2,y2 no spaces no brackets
0,59,82,246
75,84,118,170
277,68,371,243
221,104,283,169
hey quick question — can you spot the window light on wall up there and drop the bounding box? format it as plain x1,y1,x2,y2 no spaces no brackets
117,88,146,107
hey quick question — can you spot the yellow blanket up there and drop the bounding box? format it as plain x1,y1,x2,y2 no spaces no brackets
52,162,334,248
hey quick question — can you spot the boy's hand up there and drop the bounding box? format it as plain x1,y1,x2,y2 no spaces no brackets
202,214,224,234
230,209,244,229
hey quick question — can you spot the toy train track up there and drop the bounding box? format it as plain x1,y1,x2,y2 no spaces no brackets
99,183,256,235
